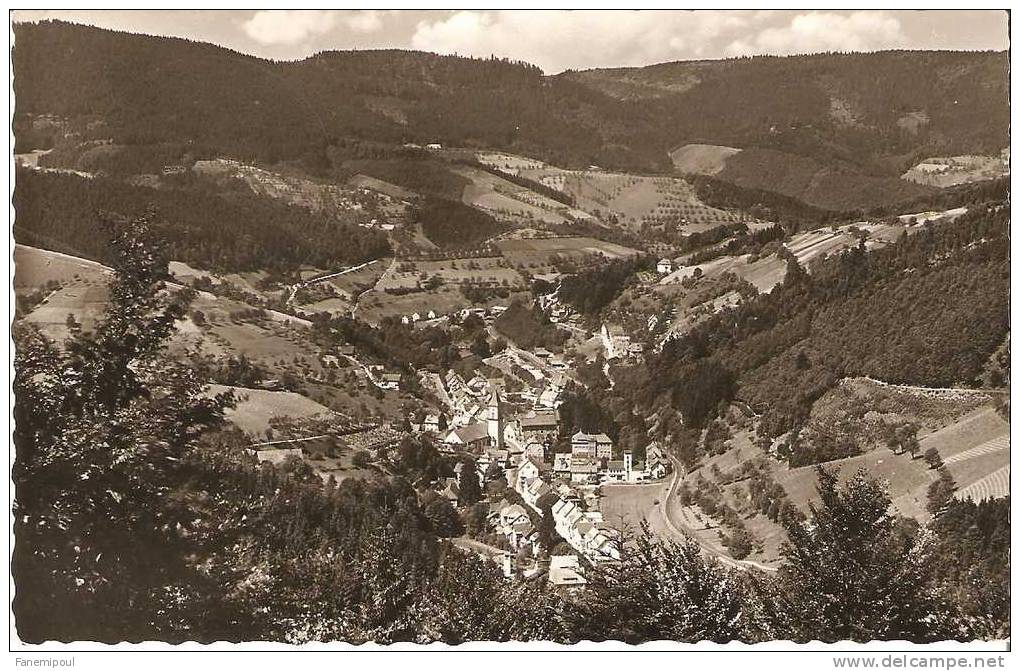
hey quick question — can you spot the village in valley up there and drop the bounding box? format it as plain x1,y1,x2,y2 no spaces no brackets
10,16,1012,646
14,133,1010,588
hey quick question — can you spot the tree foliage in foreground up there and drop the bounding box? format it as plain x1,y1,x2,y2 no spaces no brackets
12,215,1008,644
12,212,236,640
777,467,964,642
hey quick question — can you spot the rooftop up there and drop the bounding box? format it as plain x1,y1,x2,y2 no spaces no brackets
548,554,586,587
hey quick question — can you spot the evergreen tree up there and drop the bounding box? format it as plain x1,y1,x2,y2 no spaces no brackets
568,525,744,643
927,468,958,515
777,467,962,642
413,549,566,643
457,459,482,506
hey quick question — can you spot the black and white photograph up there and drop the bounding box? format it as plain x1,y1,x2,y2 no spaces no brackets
6,6,1013,659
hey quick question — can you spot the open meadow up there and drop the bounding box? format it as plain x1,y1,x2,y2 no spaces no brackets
208,383,334,435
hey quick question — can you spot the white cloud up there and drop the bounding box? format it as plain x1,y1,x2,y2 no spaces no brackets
243,10,339,45
345,10,383,34
725,11,907,57
409,10,915,72
411,10,755,72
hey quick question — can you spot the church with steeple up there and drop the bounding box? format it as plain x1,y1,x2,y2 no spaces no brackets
487,387,504,449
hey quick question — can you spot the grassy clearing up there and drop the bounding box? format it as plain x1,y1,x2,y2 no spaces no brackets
669,143,742,175
777,449,935,518
601,482,668,536
323,258,390,296
454,165,569,225
22,280,109,340
356,285,478,324
495,236,638,268
476,151,747,234
15,244,111,290
660,224,906,293
919,407,1008,460
208,384,333,435
377,257,525,291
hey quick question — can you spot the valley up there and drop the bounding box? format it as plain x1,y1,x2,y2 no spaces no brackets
9,15,1011,646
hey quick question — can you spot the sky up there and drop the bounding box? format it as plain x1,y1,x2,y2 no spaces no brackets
11,9,1010,74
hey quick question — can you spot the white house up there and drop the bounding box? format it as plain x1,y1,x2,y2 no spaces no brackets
657,258,674,274
604,459,627,481
377,373,401,391
548,554,586,588
521,477,553,511
423,413,442,433
515,456,543,491
253,447,303,466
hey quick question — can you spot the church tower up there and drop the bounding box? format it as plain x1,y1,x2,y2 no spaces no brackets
487,387,504,449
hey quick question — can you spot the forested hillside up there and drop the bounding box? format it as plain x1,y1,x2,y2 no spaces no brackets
711,148,933,211
14,21,1009,186
13,168,389,271
610,185,1010,466
411,197,507,250
563,50,1009,169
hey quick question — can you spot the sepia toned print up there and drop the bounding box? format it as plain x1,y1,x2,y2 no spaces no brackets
9,10,1010,647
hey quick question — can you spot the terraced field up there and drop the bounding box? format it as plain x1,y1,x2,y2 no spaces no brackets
921,407,1009,461
660,223,906,293
476,150,747,233
453,165,570,225
955,465,1010,503
775,406,1009,522
944,434,1009,465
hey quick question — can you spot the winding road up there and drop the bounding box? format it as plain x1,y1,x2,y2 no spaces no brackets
658,455,778,573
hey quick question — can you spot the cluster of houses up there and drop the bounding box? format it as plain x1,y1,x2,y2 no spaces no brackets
551,432,670,484
400,310,441,324
401,304,508,326
472,452,620,587
428,386,673,585
357,218,396,231
483,346,568,400
536,291,579,325
440,387,554,460
599,323,644,360
433,381,671,488
477,496,591,587
508,454,620,569
428,362,562,452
